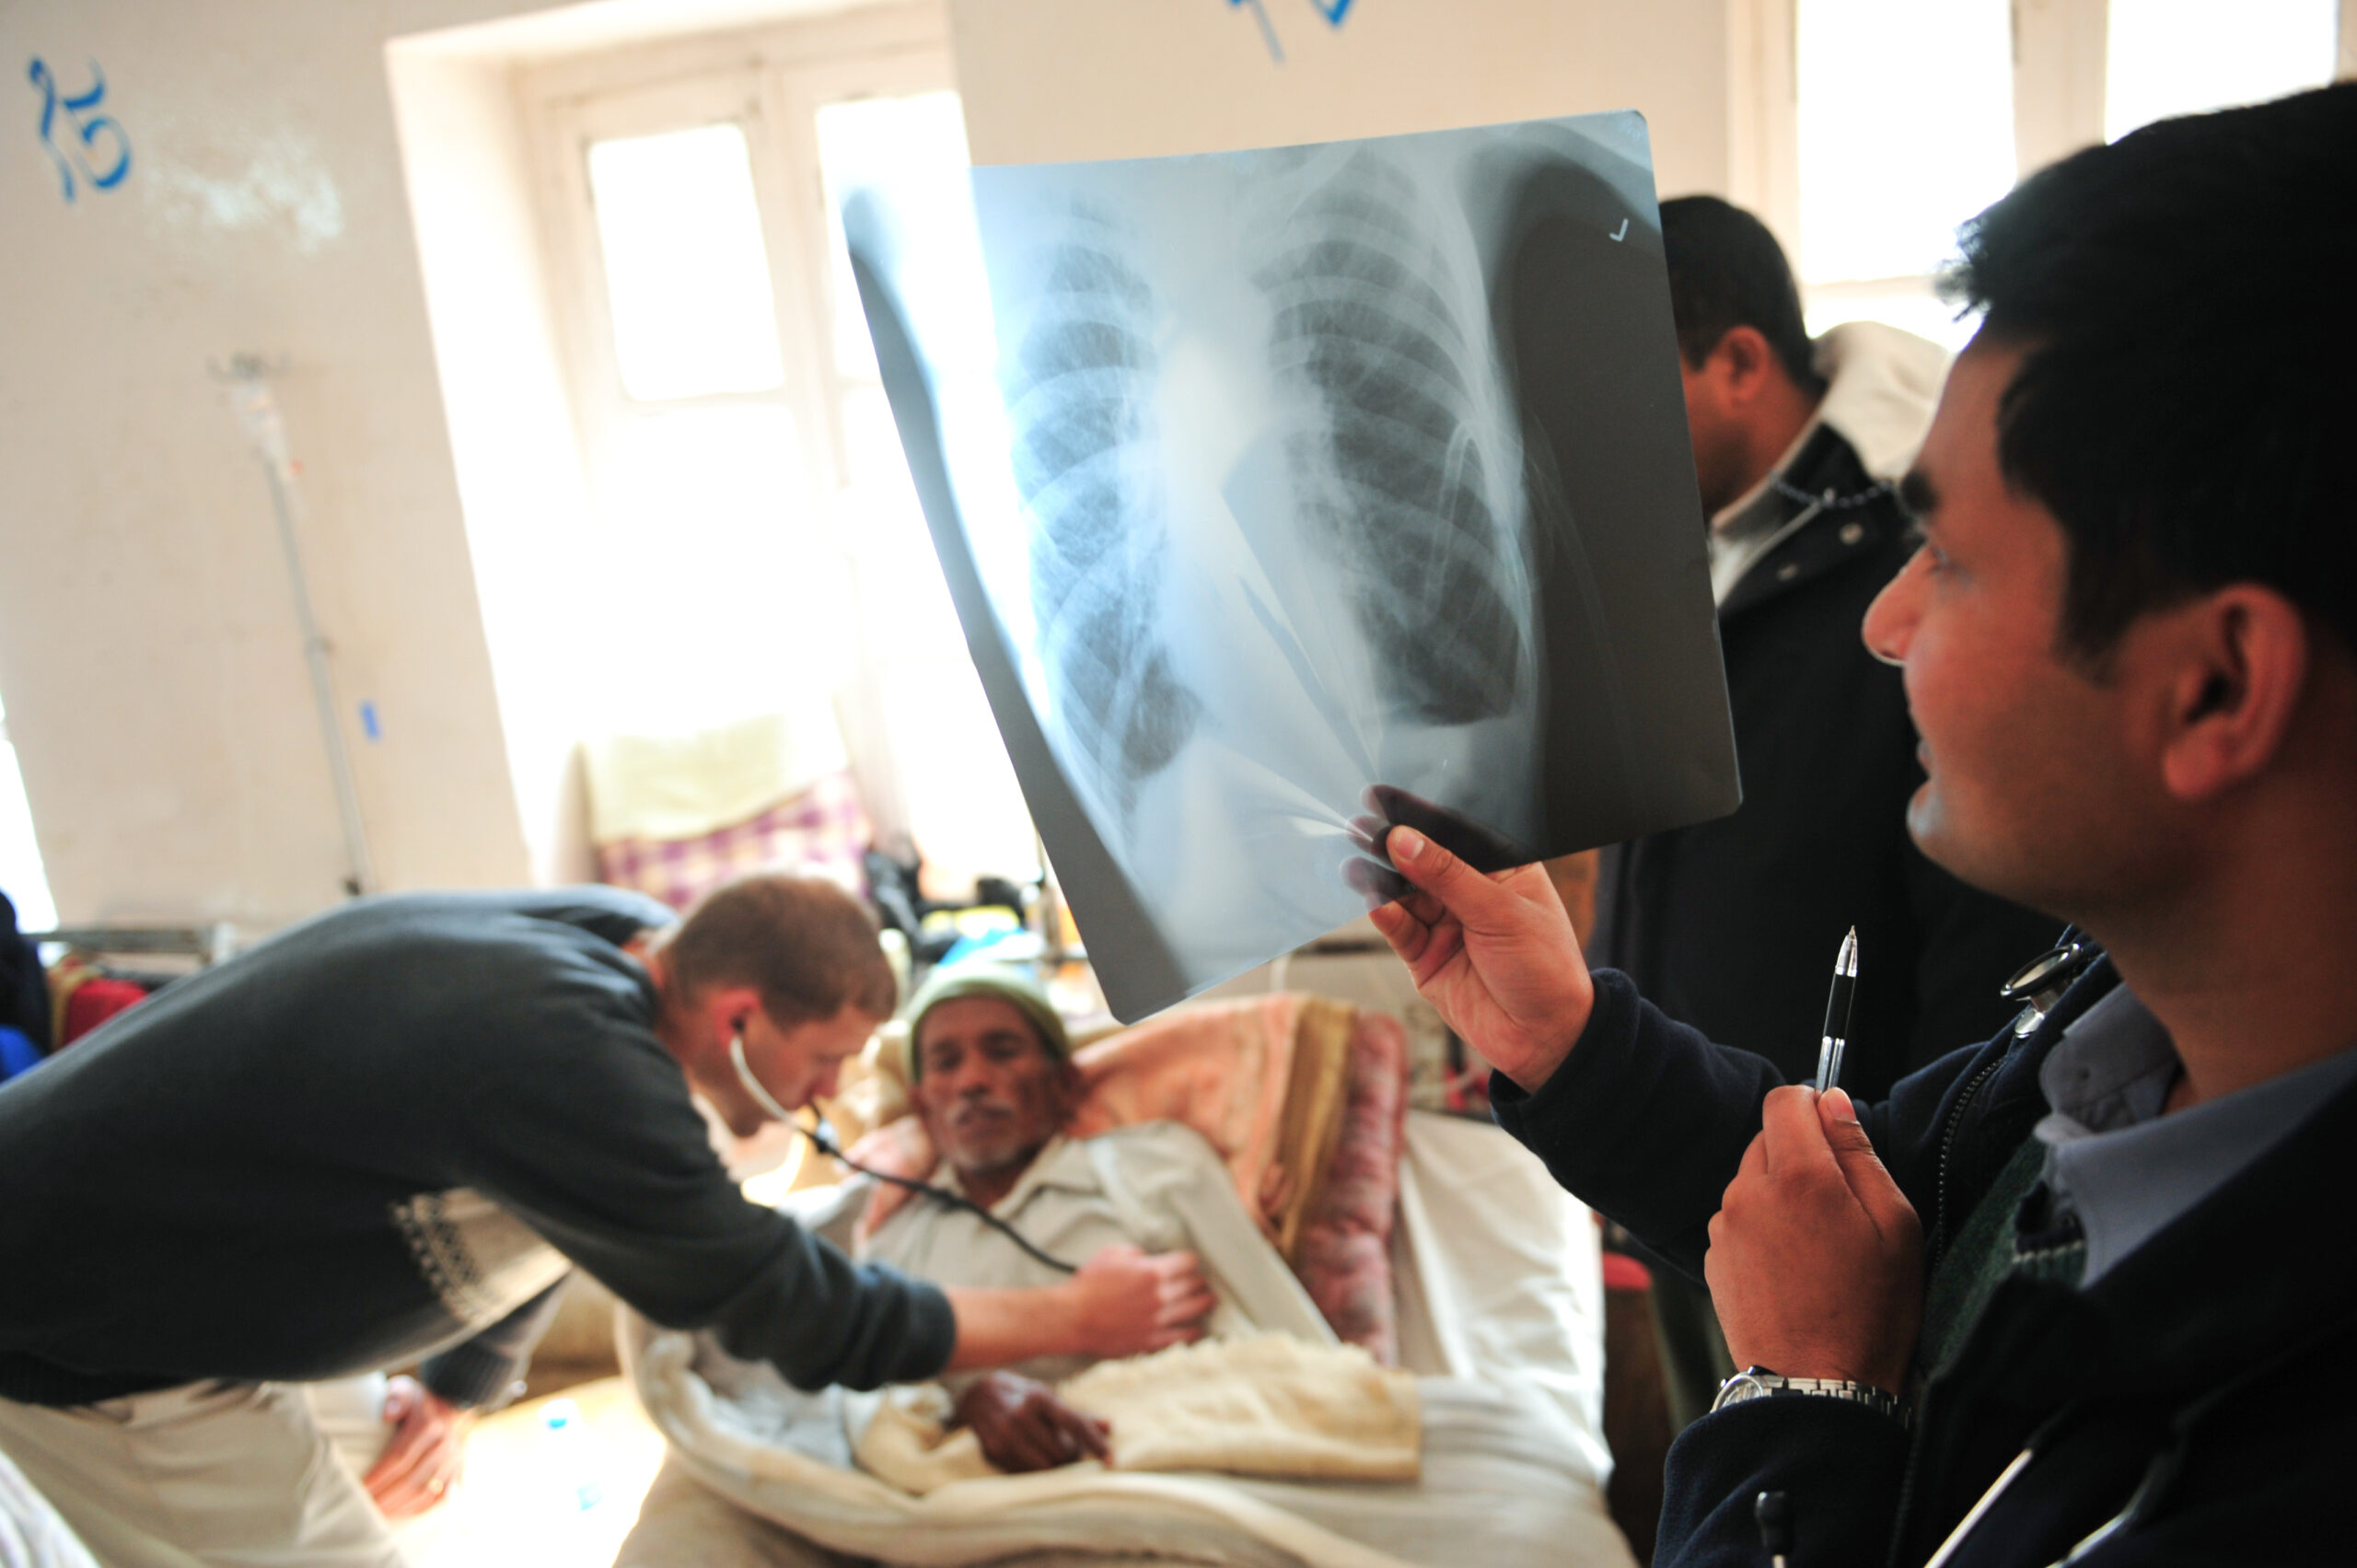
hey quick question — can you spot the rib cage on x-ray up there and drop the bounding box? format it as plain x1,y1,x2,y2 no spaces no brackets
1258,151,1534,727
1002,157,1538,869
857,109,1736,1016
1004,213,1202,825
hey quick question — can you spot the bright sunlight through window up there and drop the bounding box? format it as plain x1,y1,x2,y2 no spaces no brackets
587,123,786,401
1795,0,2017,286
812,90,1039,885
0,694,55,932
816,93,974,380
814,90,977,639
2106,0,2340,142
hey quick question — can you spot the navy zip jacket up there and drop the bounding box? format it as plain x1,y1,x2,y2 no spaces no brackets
1497,963,2357,1565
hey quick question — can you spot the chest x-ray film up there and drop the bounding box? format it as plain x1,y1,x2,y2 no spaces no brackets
845,110,1738,1021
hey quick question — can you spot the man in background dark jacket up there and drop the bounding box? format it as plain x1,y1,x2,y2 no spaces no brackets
1596,196,2052,1100
1596,197,2055,1423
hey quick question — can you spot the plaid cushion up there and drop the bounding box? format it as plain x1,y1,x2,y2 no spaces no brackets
596,770,870,912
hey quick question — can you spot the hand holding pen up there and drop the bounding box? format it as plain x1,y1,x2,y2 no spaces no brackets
1706,924,1921,1399
1707,1083,1923,1399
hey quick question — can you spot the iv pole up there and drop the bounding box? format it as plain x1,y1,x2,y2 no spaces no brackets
218,355,377,898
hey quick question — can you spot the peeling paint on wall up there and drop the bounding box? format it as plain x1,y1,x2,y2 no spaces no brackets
143,125,344,252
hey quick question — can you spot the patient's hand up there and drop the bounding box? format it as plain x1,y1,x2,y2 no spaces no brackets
1062,1243,1215,1359
954,1372,1111,1472
364,1376,470,1518
1706,1087,1922,1397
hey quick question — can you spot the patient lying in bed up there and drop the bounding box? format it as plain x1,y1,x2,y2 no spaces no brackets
616,969,1635,1568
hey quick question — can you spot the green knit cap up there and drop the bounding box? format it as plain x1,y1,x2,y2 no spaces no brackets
903,963,1071,1078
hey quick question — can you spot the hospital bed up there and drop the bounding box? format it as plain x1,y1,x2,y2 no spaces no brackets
613,993,1638,1568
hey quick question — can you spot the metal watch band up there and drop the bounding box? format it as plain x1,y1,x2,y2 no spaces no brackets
1711,1365,1913,1429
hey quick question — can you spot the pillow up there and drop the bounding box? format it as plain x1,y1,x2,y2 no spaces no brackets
1065,993,1353,1256
1291,1008,1409,1365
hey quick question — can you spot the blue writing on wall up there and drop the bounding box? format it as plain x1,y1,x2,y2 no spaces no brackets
29,57,132,203
1229,0,1356,64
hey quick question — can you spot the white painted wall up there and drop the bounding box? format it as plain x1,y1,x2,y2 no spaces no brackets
0,0,548,932
946,0,1731,192
0,0,1735,936
384,40,601,890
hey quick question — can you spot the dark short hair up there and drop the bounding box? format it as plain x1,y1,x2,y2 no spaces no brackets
662,874,896,1027
1658,195,1823,393
1945,82,2357,661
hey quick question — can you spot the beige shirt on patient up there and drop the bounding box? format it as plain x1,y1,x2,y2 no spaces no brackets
795,1121,1337,1388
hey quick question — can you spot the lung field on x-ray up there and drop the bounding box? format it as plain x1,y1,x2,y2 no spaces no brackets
1260,153,1527,725
1006,215,1202,823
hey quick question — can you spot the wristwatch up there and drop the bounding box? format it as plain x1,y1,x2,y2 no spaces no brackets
1711,1365,1912,1429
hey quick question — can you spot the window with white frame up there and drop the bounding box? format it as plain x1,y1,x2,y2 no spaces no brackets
1736,0,2350,349
524,14,1039,897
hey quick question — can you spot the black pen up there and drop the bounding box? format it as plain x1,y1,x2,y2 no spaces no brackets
1814,927,1858,1094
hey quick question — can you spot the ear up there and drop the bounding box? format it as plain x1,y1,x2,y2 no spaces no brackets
1713,324,1777,403
700,982,765,1040
2156,586,2311,803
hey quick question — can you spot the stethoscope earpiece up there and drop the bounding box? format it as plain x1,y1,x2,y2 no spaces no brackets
729,1030,800,1123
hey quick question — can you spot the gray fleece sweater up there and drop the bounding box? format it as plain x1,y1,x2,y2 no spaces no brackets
0,888,953,1409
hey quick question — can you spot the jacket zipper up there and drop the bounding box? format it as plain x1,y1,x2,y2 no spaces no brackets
1887,1049,2008,1567
1926,1051,2006,1275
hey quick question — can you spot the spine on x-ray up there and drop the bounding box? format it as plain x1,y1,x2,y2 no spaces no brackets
1004,211,1202,826
1258,151,1533,726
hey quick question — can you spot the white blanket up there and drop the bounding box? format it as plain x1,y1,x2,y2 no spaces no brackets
618,1112,1634,1568
856,1337,1421,1494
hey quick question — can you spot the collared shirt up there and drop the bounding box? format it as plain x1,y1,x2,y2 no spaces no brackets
1705,416,1822,605
940,1133,1092,1228
1704,321,1952,605
2033,985,2357,1283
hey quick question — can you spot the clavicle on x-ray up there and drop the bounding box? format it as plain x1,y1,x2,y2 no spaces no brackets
846,110,1739,1021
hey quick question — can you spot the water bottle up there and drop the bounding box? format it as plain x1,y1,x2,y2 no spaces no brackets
540,1398,605,1516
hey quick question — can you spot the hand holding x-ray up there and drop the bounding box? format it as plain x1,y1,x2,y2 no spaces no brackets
1367,823,1596,1094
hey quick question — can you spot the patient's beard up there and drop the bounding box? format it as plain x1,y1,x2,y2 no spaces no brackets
941,1123,1053,1211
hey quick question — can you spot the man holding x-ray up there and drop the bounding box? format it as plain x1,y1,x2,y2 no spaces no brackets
1376,84,2357,1567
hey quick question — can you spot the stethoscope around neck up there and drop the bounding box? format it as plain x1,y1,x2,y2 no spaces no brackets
726,1028,1080,1274
1997,932,2101,1039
